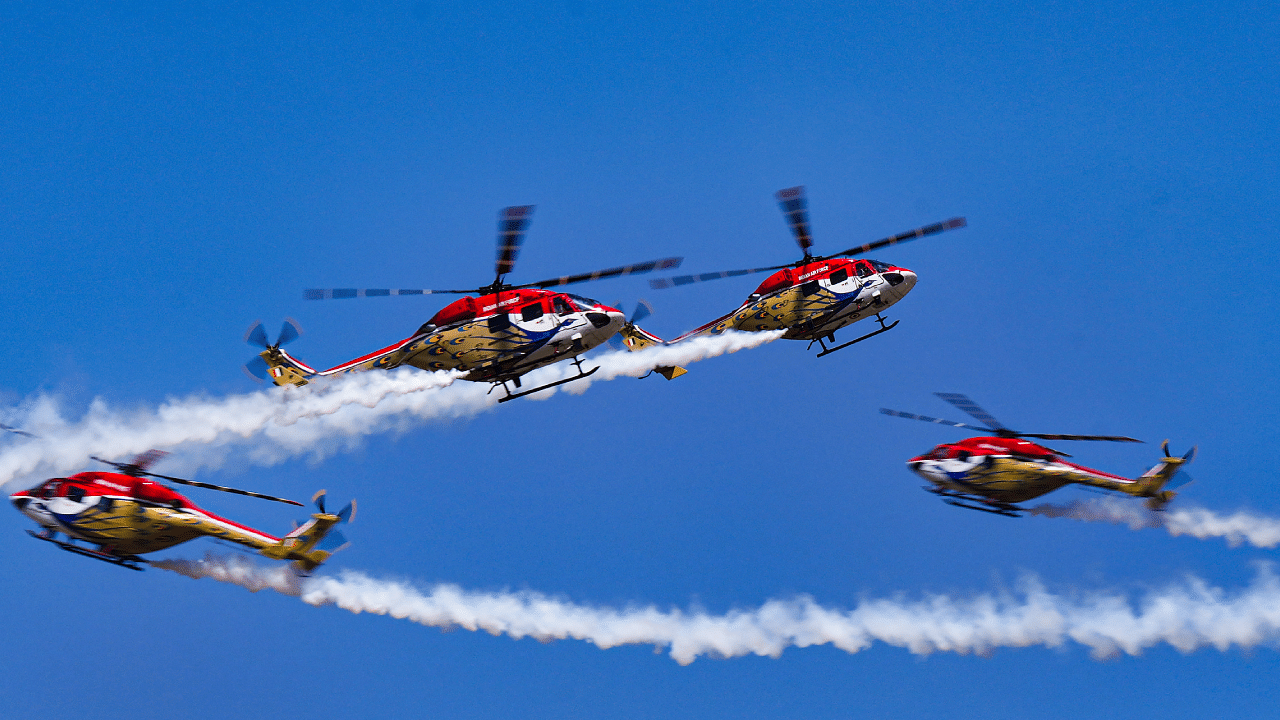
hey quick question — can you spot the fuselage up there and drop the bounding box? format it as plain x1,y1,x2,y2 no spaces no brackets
283,290,626,383
10,472,280,556
675,258,917,342
906,436,1137,504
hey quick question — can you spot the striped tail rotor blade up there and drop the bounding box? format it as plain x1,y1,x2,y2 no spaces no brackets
649,265,783,290
933,392,1007,430
524,256,683,289
495,205,535,278
879,408,994,433
776,186,813,257
828,217,966,260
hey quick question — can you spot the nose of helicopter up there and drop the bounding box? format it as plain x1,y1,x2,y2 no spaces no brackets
887,268,917,295
10,492,30,511
906,458,940,482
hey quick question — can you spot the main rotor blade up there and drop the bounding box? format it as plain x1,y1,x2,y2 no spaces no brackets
130,449,170,472
934,393,1007,430
0,423,35,438
495,205,535,279
879,408,996,434
649,265,786,290
519,256,683,290
776,186,813,258
821,217,966,262
146,473,304,506
304,288,472,300
1015,432,1143,443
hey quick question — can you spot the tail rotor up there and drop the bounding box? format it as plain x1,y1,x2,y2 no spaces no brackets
243,318,305,383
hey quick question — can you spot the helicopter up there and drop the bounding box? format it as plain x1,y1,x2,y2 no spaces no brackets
8,450,353,572
248,205,682,402
620,187,966,358
881,393,1195,517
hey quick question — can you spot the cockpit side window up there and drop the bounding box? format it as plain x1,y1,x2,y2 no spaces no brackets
828,268,849,285
855,261,874,278
521,303,545,321
553,297,574,316
67,486,86,503
868,259,892,273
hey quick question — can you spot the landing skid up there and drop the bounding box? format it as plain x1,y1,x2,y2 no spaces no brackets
493,357,599,403
27,530,147,570
812,313,899,357
927,487,1022,518
943,499,1022,518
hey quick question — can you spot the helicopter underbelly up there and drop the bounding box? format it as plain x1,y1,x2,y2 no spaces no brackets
400,313,620,381
912,456,1106,504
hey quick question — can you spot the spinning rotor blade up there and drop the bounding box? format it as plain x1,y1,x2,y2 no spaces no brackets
819,217,967,262
495,205,535,279
276,318,302,347
776,186,814,258
933,393,1007,430
649,214,966,291
304,287,472,300
244,319,303,348
649,265,785,290
245,321,269,348
93,450,170,476
879,408,997,434
244,356,271,381
1166,470,1195,490
1015,432,1142,443
630,299,653,325
0,423,35,438
148,473,304,506
518,256,683,290
130,450,169,472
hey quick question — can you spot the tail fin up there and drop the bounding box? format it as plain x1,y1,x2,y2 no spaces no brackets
253,348,317,387
259,490,355,572
1129,440,1197,510
617,325,687,380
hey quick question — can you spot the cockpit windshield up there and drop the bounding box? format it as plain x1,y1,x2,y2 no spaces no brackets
565,294,602,311
867,259,893,273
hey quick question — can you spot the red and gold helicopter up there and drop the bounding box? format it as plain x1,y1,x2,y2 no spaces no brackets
881,393,1195,517
621,187,966,359
248,205,681,402
8,450,353,572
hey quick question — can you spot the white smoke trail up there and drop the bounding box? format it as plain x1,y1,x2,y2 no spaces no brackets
0,332,782,490
1029,496,1280,549
158,553,1280,664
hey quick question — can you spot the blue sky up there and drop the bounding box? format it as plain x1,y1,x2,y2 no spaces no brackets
2,1,1279,718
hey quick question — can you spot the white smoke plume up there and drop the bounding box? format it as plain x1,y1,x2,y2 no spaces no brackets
158,553,1280,664
1029,496,1280,550
0,332,781,490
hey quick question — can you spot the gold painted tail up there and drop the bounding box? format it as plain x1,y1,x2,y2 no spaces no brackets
256,348,314,387
1126,440,1196,510
260,491,355,572
617,325,687,380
